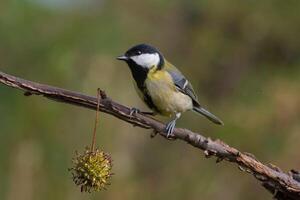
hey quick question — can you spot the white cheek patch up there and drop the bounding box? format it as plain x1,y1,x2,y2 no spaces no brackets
131,53,160,68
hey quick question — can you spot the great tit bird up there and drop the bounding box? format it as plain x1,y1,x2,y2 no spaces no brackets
117,44,223,137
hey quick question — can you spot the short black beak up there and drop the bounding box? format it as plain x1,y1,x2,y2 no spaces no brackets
116,55,129,61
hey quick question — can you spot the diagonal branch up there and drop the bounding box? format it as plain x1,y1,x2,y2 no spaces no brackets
0,71,299,200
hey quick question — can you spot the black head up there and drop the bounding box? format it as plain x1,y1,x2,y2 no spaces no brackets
125,44,160,57
117,44,164,69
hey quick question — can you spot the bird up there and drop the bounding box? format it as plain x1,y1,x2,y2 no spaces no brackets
117,44,223,137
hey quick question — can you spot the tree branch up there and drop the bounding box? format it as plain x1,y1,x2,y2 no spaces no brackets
0,71,299,199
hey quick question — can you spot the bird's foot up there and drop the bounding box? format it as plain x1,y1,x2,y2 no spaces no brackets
129,107,140,116
165,120,176,138
129,107,155,116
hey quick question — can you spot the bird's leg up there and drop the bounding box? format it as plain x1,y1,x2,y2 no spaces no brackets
165,113,181,138
129,107,155,116
129,107,140,116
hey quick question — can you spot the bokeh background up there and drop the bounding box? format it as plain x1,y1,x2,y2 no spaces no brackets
0,0,300,199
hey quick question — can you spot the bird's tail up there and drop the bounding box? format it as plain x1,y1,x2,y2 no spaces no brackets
193,106,224,125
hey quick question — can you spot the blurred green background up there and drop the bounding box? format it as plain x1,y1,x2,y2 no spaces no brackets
0,0,300,199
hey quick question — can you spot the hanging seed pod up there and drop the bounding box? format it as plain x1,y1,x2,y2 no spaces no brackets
70,147,113,192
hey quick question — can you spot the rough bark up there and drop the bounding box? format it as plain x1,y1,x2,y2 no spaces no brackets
0,71,299,200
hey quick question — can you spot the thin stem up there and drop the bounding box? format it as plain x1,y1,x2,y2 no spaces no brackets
91,88,101,152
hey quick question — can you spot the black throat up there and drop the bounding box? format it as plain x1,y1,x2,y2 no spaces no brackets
125,59,161,113
126,56,164,87
126,60,149,90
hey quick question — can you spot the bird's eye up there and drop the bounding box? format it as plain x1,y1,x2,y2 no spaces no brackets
137,51,142,55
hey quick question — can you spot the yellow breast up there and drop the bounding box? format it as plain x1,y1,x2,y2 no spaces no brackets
145,69,193,117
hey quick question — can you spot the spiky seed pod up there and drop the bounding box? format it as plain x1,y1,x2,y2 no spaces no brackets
69,147,113,192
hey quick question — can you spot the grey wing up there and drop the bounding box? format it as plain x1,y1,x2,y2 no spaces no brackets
165,63,224,125
167,69,200,107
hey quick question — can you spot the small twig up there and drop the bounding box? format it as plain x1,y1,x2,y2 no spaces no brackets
91,88,101,152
